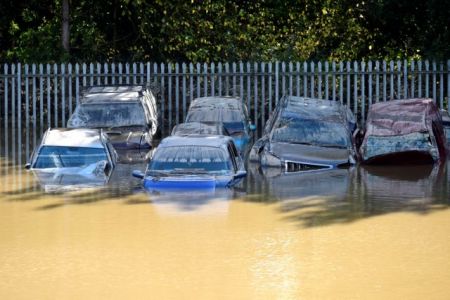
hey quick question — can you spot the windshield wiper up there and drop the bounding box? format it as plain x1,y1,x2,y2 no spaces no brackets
146,170,171,177
171,168,209,175
319,144,346,149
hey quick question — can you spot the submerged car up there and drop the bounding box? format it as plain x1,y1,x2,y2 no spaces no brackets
171,122,230,136
359,98,447,164
132,135,246,191
185,97,255,155
25,128,117,179
67,85,158,156
250,97,358,172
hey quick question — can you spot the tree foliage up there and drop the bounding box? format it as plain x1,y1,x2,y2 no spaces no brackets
1,0,449,63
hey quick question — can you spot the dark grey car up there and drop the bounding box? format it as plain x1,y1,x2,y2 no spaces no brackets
67,85,158,161
250,97,359,172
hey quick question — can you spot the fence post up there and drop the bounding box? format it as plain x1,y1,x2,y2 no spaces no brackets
175,63,180,125
303,61,308,98
368,60,373,107
433,61,437,104
375,60,380,103
225,62,230,95
261,62,266,129
346,61,351,106
361,61,366,121
61,63,66,126
410,61,415,98
403,59,408,99
418,60,422,98
268,62,273,115
210,62,215,97
68,63,73,116
325,61,329,100
53,63,58,127
353,61,358,116
167,63,172,130
189,63,194,105
25,64,30,158
275,61,279,104
3,64,8,156
339,62,343,103
289,62,294,96
447,60,450,112
281,62,286,97
39,64,44,133
318,61,322,99
425,60,430,98
310,61,315,98
254,62,258,130
246,62,251,112
439,62,444,109
160,63,165,134
182,63,187,120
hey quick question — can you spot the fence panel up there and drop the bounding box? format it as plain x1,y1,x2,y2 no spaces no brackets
1,60,450,142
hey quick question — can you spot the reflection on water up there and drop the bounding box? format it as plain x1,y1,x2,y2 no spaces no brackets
2,129,450,299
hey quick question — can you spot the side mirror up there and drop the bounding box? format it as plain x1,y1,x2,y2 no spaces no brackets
25,163,31,170
249,124,257,131
132,170,145,179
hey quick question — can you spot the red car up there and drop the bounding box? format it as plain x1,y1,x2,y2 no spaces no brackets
359,98,447,164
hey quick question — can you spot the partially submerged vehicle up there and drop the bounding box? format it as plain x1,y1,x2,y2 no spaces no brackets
67,85,158,159
185,97,255,155
31,169,111,193
25,128,117,187
132,135,246,191
250,97,358,172
359,98,447,164
171,122,230,136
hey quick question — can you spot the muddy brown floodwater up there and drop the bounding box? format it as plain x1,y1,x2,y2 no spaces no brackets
1,146,450,299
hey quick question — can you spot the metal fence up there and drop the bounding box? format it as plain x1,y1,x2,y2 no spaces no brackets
1,60,450,137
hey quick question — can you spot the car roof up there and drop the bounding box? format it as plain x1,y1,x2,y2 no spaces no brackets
280,97,351,121
369,98,435,116
365,98,439,136
188,96,243,111
171,122,226,136
41,128,105,148
81,85,145,104
158,135,234,148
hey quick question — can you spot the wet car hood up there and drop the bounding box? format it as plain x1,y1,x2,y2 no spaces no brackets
104,126,146,147
270,142,351,166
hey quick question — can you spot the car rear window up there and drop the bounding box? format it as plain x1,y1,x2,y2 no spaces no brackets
148,146,232,172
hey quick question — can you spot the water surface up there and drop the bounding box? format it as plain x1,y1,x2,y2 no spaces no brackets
1,135,450,299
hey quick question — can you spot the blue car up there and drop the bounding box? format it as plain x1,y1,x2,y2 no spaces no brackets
132,135,247,191
185,97,255,156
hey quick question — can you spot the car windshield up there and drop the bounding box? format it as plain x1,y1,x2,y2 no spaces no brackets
68,103,146,128
186,110,245,134
34,146,108,168
272,118,351,148
148,146,232,174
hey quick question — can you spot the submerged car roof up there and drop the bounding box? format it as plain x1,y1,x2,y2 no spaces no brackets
188,97,243,111
81,85,145,104
279,97,354,122
171,122,228,136
41,128,105,148
366,98,439,136
158,135,234,148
